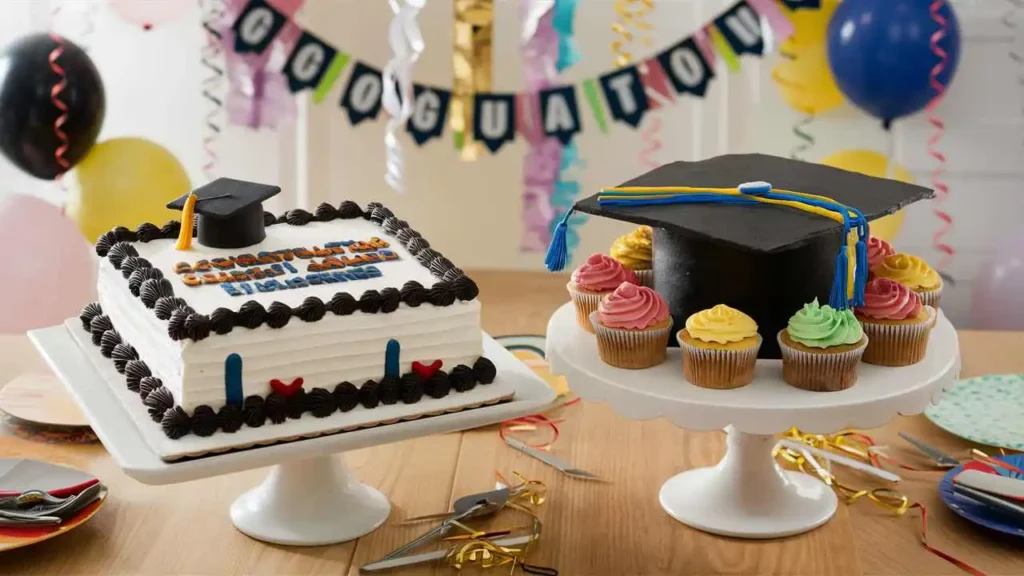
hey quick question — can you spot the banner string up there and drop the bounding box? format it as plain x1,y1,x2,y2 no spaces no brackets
200,0,227,182
382,0,426,193
927,0,955,287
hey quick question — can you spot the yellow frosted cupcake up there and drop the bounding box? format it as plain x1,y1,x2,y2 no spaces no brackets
873,253,943,308
610,225,653,287
676,305,762,389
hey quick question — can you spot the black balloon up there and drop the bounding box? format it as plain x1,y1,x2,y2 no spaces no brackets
0,34,105,180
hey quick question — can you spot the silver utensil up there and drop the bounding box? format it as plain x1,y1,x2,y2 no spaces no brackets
375,499,501,562
0,515,62,527
504,437,601,480
0,508,61,525
898,432,960,468
360,534,534,572
17,482,103,519
0,489,69,510
402,487,511,524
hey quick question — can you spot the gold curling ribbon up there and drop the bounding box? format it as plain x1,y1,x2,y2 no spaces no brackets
175,193,196,251
452,0,494,162
612,0,655,68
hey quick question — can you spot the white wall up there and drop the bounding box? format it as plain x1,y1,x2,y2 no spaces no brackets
300,0,1020,327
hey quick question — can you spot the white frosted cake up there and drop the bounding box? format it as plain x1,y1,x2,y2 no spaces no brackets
78,178,503,444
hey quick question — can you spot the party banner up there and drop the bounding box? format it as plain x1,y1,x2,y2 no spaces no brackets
230,0,792,153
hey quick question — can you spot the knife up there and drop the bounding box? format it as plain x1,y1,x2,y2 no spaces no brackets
898,432,960,468
360,534,534,572
504,438,601,480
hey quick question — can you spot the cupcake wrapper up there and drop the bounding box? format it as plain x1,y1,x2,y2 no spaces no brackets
861,306,936,367
635,269,653,288
590,312,673,369
568,283,607,334
918,286,942,309
678,334,762,390
777,331,867,392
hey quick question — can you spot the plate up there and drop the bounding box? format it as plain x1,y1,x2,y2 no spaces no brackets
938,454,1024,538
0,459,107,552
925,374,1024,451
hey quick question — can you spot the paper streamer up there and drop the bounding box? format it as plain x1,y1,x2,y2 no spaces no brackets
551,0,585,264
201,0,227,181
47,31,71,178
452,0,494,161
927,0,955,286
382,0,426,193
773,46,816,161
520,1,561,251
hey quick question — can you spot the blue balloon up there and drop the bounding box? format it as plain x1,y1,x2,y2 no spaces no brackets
827,0,961,126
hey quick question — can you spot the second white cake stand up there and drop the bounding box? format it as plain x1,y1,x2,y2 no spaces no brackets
29,324,556,546
546,303,960,539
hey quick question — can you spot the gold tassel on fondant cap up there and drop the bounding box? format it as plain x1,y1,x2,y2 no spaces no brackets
176,193,197,250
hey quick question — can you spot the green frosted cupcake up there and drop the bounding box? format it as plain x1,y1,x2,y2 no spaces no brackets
777,299,868,392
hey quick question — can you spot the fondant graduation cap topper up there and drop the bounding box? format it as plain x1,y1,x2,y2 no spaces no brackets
547,154,934,358
168,177,281,249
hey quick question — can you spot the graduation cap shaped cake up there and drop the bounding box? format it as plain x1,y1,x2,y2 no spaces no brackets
546,154,935,359
168,177,281,249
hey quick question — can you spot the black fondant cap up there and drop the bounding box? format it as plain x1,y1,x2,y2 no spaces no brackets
168,177,281,249
576,154,933,253
574,154,934,359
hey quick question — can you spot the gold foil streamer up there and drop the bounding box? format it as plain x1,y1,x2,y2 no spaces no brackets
452,0,494,161
611,0,654,68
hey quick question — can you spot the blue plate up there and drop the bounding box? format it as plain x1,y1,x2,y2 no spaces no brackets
938,454,1024,538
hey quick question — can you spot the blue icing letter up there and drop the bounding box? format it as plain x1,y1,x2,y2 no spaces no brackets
306,274,323,285
365,266,382,278
283,261,298,274
330,271,349,283
286,277,309,289
221,283,243,296
240,282,254,295
385,339,400,379
225,353,243,405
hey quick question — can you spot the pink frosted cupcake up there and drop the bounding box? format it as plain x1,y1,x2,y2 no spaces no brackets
855,278,936,366
589,282,672,369
568,253,637,333
866,236,895,279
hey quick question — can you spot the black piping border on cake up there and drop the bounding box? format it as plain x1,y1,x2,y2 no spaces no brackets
79,303,499,440
93,201,480,343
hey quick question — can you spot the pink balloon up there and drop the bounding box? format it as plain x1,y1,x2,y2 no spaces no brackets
971,233,1024,330
0,196,95,334
109,0,193,30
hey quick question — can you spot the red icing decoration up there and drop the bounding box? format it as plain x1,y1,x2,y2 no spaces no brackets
270,377,304,397
412,360,443,379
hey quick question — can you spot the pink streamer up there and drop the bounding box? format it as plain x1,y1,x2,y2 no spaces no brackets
747,0,795,40
694,27,717,65
639,58,674,110
520,2,564,252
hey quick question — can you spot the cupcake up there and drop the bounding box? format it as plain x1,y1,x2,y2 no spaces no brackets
873,253,943,308
677,305,762,390
610,225,654,287
589,282,672,369
568,253,637,333
778,299,867,392
866,236,895,279
855,278,936,366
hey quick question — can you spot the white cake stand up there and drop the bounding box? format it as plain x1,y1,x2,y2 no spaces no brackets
29,324,556,546
546,303,960,539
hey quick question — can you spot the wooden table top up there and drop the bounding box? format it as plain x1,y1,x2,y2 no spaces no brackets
0,271,1021,575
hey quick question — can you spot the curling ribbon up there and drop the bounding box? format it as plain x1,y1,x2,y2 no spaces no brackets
612,1,662,171
452,0,494,161
774,41,815,160
47,5,71,180
200,0,227,181
382,0,426,193
928,0,955,287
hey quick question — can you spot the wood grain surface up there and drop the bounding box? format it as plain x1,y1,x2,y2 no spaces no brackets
0,271,1021,575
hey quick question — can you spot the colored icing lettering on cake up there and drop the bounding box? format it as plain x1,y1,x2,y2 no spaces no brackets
219,266,384,296
685,304,758,344
787,299,863,349
855,278,923,321
597,282,668,329
571,253,638,292
866,237,895,271
610,226,653,270
874,253,941,291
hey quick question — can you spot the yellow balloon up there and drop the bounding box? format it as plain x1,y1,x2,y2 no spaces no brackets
772,0,845,115
68,138,191,242
819,149,912,243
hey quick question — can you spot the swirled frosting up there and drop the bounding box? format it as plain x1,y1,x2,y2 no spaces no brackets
874,253,942,291
571,253,637,292
610,226,653,271
867,237,895,271
596,282,668,329
855,278,923,321
685,304,758,344
787,299,864,349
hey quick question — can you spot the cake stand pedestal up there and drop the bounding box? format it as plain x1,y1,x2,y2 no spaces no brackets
546,303,960,539
29,324,556,546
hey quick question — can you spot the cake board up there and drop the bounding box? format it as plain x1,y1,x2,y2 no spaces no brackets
546,303,961,539
29,323,557,546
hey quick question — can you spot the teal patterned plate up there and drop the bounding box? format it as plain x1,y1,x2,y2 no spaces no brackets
925,374,1024,451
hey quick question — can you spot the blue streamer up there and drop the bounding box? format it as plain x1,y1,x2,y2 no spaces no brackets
552,0,581,72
